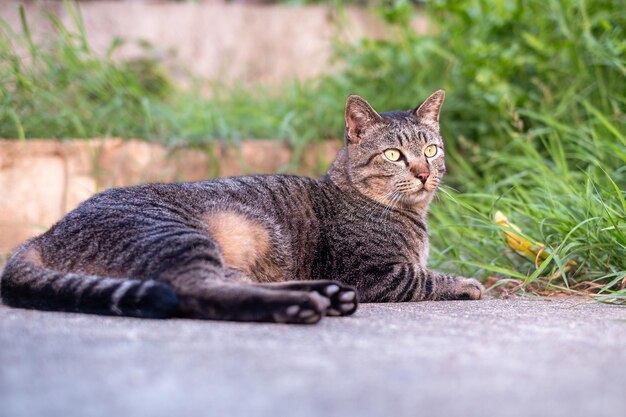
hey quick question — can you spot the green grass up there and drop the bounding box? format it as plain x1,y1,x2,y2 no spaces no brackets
0,1,173,141
0,0,624,301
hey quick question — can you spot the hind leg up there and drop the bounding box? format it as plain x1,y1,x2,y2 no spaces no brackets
255,280,358,317
162,266,331,324
176,282,331,323
145,240,329,323
126,225,346,323
222,266,358,317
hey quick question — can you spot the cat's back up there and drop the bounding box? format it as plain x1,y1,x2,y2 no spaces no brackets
61,173,331,219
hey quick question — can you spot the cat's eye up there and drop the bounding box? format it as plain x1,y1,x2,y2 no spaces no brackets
424,145,438,158
384,148,402,162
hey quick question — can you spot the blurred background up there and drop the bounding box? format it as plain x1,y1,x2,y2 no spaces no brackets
0,0,624,301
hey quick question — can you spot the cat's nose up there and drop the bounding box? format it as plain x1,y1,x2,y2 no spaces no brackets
416,172,430,184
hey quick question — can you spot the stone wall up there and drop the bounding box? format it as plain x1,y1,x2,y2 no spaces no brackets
1,1,427,86
0,139,340,258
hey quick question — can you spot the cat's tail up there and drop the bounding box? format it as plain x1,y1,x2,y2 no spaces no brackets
0,240,180,318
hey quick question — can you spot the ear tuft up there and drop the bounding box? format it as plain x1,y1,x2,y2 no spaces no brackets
345,95,382,144
413,89,445,128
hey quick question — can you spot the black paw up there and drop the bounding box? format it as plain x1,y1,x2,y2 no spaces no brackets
273,292,329,324
261,280,358,318
317,282,358,317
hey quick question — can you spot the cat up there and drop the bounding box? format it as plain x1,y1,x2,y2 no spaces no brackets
0,90,484,324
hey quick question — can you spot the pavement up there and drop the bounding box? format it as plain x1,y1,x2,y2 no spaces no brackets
1,298,625,417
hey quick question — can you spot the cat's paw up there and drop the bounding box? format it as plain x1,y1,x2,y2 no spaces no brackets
453,278,485,300
274,292,329,324
320,282,358,317
260,280,358,317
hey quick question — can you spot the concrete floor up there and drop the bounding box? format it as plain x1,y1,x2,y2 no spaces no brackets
1,298,625,417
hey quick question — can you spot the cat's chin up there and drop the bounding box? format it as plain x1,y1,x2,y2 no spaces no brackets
398,189,434,209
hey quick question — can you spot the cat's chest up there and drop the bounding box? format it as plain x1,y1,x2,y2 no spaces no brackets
326,207,428,264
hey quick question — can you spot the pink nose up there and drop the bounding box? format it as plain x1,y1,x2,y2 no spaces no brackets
416,172,430,183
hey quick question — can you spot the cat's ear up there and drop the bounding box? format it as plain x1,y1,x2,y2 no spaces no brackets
345,95,383,144
413,89,445,128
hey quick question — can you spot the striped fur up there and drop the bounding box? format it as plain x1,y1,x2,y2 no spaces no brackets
0,90,483,323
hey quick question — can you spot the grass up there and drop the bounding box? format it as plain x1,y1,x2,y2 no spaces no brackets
0,2,172,141
0,0,624,302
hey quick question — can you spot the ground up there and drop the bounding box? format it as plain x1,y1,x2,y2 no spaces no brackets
1,298,624,417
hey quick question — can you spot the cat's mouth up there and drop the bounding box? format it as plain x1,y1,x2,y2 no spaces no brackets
400,183,434,196
380,179,439,208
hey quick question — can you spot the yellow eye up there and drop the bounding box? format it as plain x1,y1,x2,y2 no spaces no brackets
424,145,438,158
384,148,402,162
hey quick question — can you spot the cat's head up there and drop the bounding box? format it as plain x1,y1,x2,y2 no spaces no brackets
330,90,447,211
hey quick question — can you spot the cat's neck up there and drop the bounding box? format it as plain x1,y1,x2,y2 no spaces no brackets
325,147,432,215
326,147,352,191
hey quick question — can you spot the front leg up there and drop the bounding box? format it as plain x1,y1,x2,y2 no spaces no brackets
421,270,484,301
357,264,484,302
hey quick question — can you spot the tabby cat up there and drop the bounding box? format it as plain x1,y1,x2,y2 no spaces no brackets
0,90,484,324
